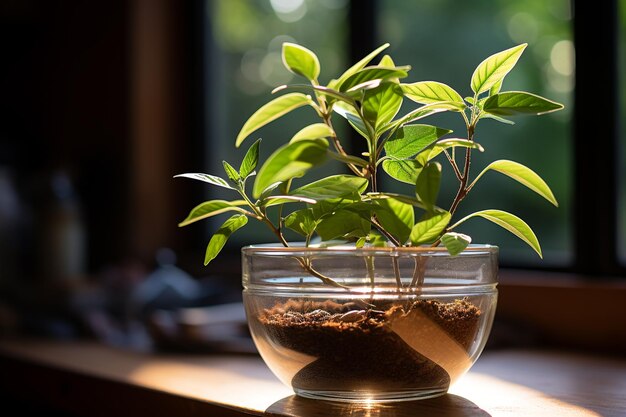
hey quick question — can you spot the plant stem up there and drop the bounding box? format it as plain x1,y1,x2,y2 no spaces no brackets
370,217,401,246
320,105,363,177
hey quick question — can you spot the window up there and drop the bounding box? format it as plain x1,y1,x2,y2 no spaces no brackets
378,0,573,266
201,0,624,276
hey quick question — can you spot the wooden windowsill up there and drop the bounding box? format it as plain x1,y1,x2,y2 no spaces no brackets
1,338,624,416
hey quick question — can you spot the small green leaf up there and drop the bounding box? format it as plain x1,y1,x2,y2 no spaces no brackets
483,91,564,116
174,173,235,190
222,161,240,183
378,54,395,67
261,195,317,207
282,42,320,81
316,209,371,241
410,211,451,245
471,160,558,206
253,138,328,198
384,124,452,159
374,197,415,244
357,231,387,248
481,113,515,125
471,44,527,94
333,102,369,139
258,181,283,201
415,162,442,211
332,43,390,90
204,214,248,266
235,93,313,147
178,200,248,227
382,158,422,184
290,123,334,142
441,232,472,256
284,208,317,237
464,96,475,105
327,151,369,167
362,82,403,131
291,175,368,200
340,66,410,92
451,209,542,258
401,81,465,110
239,139,261,178
416,138,484,166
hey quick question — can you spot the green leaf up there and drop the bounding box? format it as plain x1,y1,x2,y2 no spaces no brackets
367,192,425,209
235,93,313,147
204,214,248,266
401,81,465,110
282,42,320,81
331,43,390,90
178,200,248,227
291,175,368,200
253,138,329,198
471,43,527,94
489,79,503,96
340,66,410,92
327,151,369,167
290,123,334,142
174,173,235,190
481,113,515,125
441,232,472,256
471,160,558,206
261,195,317,207
284,208,317,237
415,162,442,211
451,209,542,257
384,102,456,132
483,91,564,116
310,192,361,220
384,124,452,159
316,209,371,241
378,54,395,67
381,158,422,184
258,181,283,201
333,102,369,139
357,231,388,248
239,138,261,178
222,161,240,183
374,197,414,244
273,84,356,106
410,211,451,245
416,138,484,166
362,82,403,132
464,96,475,105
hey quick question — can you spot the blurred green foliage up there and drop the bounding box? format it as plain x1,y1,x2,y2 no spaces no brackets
206,0,574,265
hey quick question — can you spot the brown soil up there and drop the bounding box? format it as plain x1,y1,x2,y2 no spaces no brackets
257,298,482,393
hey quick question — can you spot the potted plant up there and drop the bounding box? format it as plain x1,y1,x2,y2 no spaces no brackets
176,42,563,402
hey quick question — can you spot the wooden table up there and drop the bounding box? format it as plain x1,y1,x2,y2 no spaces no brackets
0,339,624,416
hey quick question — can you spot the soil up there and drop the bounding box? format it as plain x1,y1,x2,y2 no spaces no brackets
256,298,482,393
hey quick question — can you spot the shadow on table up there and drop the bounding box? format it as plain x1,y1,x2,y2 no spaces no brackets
266,394,491,417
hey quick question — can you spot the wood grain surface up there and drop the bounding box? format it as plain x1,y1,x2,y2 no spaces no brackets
0,339,624,417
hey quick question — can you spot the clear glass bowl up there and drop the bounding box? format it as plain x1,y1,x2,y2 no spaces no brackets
242,244,498,403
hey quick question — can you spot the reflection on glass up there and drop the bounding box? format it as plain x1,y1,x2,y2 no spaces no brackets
379,0,573,266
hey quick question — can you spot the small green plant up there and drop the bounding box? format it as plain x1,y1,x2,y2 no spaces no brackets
177,42,562,286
